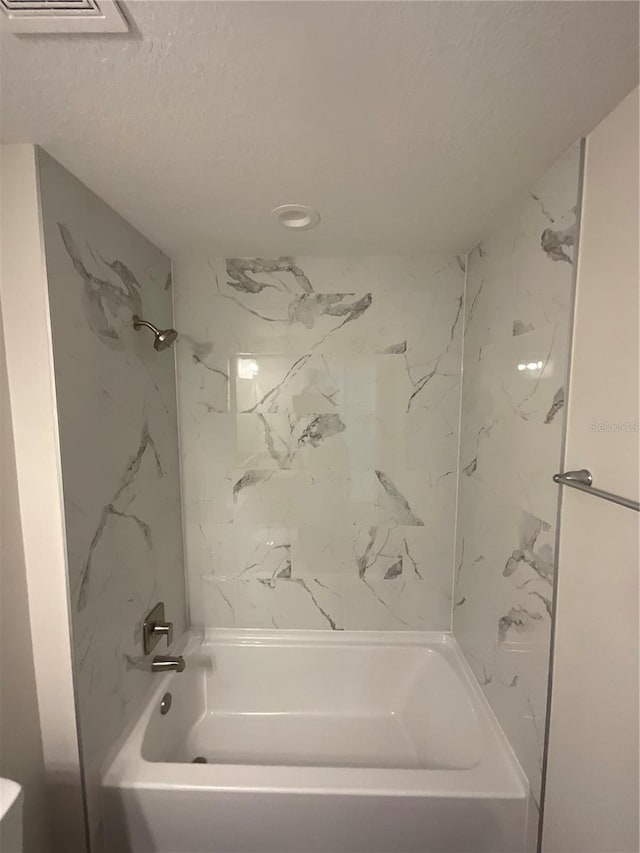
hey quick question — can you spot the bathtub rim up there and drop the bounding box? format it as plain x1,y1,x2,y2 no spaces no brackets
103,629,528,801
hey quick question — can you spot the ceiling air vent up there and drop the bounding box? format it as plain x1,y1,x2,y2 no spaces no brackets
0,0,128,33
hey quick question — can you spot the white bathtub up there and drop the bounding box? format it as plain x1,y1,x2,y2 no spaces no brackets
103,630,528,853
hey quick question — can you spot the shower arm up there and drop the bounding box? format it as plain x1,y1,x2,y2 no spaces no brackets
132,315,160,335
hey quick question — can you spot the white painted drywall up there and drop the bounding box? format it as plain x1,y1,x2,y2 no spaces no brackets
0,303,52,853
0,2,637,256
0,144,87,852
542,88,639,853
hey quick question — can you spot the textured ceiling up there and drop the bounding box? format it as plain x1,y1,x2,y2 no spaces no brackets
1,1,638,256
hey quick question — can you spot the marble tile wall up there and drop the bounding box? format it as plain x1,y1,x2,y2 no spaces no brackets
173,256,465,631
37,150,186,848
452,142,582,830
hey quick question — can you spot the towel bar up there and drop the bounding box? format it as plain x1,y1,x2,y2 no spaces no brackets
553,469,639,512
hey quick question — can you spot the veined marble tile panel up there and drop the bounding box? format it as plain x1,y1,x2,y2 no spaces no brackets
192,574,346,631
177,254,464,298
189,560,451,633
175,254,464,633
463,145,579,354
453,140,581,828
37,151,185,849
184,467,455,529
174,257,463,363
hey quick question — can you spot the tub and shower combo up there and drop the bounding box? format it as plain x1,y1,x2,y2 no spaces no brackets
18,41,587,851
103,630,528,853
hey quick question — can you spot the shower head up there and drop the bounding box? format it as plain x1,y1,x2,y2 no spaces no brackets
132,315,178,351
153,327,179,351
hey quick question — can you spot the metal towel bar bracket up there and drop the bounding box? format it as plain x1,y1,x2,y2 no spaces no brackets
553,469,639,512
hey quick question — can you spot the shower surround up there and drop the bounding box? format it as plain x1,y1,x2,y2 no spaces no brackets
173,257,465,631
453,142,582,821
37,151,186,848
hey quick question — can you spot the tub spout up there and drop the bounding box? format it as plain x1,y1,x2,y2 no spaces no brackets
151,655,185,673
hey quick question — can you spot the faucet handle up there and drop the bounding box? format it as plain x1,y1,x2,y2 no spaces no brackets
150,620,173,646
142,602,174,655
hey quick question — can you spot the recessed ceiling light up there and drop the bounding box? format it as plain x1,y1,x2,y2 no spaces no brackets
271,204,320,231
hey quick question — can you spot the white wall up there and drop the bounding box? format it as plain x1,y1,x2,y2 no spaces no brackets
0,145,87,851
542,88,639,853
0,301,52,853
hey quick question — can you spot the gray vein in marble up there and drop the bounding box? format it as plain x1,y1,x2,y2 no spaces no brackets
240,543,291,581
298,414,346,448
257,411,346,469
403,538,423,580
462,457,477,476
449,294,464,343
464,418,497,473
529,193,555,223
356,526,392,579
464,649,493,686
521,512,551,551
220,290,373,348
380,341,407,354
513,320,535,336
290,578,339,629
205,578,235,617
258,414,293,468
76,420,162,610
101,257,144,307
181,335,229,381
258,576,339,629
375,471,424,526
232,470,273,498
498,605,544,642
108,508,152,548
544,387,564,424
527,589,552,617
320,391,339,407
58,224,142,347
227,257,313,294
406,363,438,412
124,653,153,672
456,255,466,273
289,293,372,330
455,538,464,584
220,292,287,322
405,294,462,411
503,511,554,583
164,271,172,290
383,559,403,580
276,562,292,579
361,577,411,627
242,354,311,414
465,278,484,330
541,222,576,264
